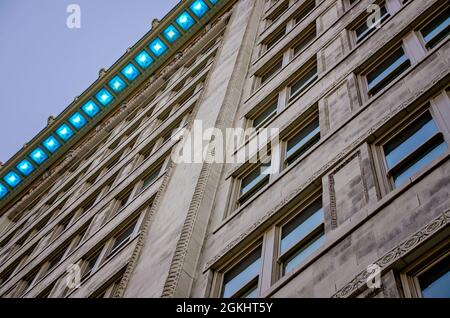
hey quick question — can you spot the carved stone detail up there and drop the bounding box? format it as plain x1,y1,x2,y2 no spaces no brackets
333,210,450,298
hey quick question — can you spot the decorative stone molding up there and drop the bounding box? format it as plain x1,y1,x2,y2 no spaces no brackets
333,209,450,298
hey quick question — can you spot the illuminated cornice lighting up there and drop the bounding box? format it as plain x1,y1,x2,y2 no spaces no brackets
16,159,35,177
4,171,22,188
95,88,114,106
43,136,61,153
0,0,222,202
108,75,127,93
135,51,154,69
0,184,8,199
30,147,49,165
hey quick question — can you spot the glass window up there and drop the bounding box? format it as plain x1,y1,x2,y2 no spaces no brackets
142,163,164,189
420,7,450,49
108,219,138,257
290,62,318,100
418,255,450,298
222,247,262,298
285,117,320,165
354,3,390,44
293,24,316,56
81,251,101,281
366,47,410,96
252,101,278,128
264,27,286,52
260,59,283,85
383,112,447,188
280,198,324,276
239,162,271,204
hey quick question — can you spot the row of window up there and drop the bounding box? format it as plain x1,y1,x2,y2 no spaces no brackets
253,0,449,100
0,74,200,255
247,1,449,142
217,191,325,298
0,33,220,243
0,152,170,293
234,91,449,212
0,38,218,297
6,207,145,298
217,91,449,297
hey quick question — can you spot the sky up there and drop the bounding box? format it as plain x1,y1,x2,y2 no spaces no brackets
0,0,179,163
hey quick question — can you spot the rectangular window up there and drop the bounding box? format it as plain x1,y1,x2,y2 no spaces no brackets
293,0,315,25
259,58,283,86
142,162,164,189
252,100,278,129
265,1,289,28
420,7,450,49
238,162,272,204
289,61,318,100
293,24,316,56
81,250,101,281
383,112,447,188
279,198,324,276
366,47,410,96
417,254,450,298
263,27,286,52
107,219,139,258
221,247,262,298
285,116,320,166
353,3,390,44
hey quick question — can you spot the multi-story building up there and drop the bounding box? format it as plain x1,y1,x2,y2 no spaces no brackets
0,0,449,298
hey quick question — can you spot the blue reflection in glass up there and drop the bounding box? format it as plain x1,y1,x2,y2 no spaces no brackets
56,124,74,142
163,24,181,43
108,75,127,93
95,88,114,106
121,64,140,82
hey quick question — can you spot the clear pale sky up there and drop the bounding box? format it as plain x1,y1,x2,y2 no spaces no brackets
0,0,179,163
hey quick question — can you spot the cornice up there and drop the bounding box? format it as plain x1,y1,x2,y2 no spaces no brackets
0,0,231,212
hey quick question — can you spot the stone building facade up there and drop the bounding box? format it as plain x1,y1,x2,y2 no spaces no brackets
0,0,449,298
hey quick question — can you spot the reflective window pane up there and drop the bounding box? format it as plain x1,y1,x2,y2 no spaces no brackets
355,4,389,43
290,64,318,99
253,101,277,128
394,141,447,187
286,118,320,165
367,48,410,95
240,163,271,200
283,233,325,275
222,248,261,298
383,112,447,188
419,255,450,298
280,198,323,255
